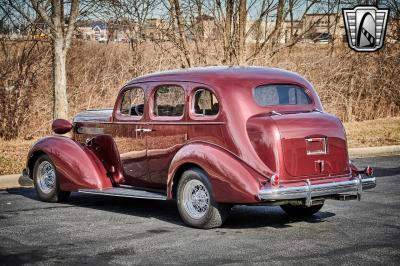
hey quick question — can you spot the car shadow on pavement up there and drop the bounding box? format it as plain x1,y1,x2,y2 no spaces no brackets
224,205,335,229
7,187,335,229
6,187,185,226
373,167,400,178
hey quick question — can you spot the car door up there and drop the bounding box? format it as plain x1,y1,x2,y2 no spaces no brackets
112,86,151,187
145,83,188,188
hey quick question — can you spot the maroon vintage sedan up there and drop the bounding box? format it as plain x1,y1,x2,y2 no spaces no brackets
24,67,376,228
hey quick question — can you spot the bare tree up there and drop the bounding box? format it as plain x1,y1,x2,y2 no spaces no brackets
169,0,193,67
103,0,161,76
5,0,81,120
223,0,234,64
0,5,51,140
245,0,324,61
104,0,160,46
272,0,285,46
237,0,246,64
386,0,400,42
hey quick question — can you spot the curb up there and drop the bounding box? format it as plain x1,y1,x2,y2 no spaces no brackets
0,145,399,189
348,145,400,158
0,174,33,189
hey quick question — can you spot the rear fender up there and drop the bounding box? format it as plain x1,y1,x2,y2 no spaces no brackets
27,136,113,191
167,142,267,203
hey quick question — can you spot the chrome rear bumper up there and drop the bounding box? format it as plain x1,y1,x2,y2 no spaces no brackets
257,175,376,206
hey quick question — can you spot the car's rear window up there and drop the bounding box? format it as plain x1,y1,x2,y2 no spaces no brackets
254,85,311,106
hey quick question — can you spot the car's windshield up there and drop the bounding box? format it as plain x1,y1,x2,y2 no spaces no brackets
254,84,311,106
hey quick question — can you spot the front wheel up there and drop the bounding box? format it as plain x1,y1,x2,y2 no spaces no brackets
280,203,324,217
33,154,70,203
177,168,230,229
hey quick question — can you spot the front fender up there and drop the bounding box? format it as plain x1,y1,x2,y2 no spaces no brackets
27,136,112,191
167,142,267,203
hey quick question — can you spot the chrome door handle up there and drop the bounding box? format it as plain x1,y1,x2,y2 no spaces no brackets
135,128,152,133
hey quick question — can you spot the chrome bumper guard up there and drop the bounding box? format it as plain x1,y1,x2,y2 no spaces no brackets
257,175,376,206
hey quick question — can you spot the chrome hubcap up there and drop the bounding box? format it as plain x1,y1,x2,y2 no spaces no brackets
36,161,56,194
183,180,210,219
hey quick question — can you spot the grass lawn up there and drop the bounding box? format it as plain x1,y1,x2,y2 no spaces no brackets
1,117,399,175
0,139,35,175
344,117,400,148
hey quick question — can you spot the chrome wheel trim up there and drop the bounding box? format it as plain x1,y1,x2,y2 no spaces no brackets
36,161,56,194
183,179,210,220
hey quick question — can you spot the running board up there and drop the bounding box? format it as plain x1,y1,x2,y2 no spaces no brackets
78,187,167,200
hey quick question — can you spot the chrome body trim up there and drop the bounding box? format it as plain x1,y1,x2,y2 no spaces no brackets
257,176,376,204
73,108,113,123
76,126,105,135
135,128,153,133
78,187,167,200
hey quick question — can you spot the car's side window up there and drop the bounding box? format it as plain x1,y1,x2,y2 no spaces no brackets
154,85,185,117
193,88,219,116
120,87,145,116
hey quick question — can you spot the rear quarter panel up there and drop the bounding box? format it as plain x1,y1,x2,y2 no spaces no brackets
168,142,267,203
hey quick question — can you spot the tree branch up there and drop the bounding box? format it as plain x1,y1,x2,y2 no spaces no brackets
30,0,53,28
65,0,80,49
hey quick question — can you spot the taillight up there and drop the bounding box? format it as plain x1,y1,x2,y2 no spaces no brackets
271,174,279,186
365,166,373,176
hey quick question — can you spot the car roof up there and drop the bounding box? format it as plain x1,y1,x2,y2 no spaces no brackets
126,66,310,89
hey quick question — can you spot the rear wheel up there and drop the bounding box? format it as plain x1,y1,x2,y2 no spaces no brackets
177,168,230,229
280,203,324,217
33,154,70,203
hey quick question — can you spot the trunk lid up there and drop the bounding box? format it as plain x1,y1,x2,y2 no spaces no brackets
271,112,349,180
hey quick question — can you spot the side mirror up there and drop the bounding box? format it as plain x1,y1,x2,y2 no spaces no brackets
52,119,73,134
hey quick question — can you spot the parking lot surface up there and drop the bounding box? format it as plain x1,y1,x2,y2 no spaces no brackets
1,156,399,265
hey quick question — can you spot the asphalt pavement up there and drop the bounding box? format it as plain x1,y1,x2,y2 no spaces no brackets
1,156,399,265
